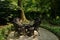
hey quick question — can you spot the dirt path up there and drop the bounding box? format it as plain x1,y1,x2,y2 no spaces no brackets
7,27,59,40
38,27,59,40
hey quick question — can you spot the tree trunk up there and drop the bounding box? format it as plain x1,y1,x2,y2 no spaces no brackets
18,0,30,24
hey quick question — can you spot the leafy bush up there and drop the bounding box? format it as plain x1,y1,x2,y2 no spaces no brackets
0,24,13,40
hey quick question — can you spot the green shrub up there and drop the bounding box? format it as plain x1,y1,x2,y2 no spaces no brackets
0,24,13,40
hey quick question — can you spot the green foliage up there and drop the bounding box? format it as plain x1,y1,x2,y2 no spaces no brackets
0,24,13,40
0,0,18,22
52,18,60,25
22,0,51,13
0,0,60,25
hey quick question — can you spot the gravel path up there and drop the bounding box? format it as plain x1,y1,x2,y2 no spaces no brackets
7,27,59,40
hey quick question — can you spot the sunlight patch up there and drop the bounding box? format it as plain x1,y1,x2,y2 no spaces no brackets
0,0,5,1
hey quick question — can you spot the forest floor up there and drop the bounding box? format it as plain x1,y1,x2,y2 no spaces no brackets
0,23,59,40
6,27,59,40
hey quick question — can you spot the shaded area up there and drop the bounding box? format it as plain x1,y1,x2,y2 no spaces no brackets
6,27,59,40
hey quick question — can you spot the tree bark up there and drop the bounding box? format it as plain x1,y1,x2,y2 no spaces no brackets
18,0,30,24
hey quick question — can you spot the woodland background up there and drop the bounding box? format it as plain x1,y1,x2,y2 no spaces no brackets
0,0,60,40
